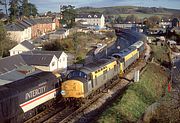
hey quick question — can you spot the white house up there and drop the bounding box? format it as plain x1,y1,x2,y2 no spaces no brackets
9,40,35,56
23,51,68,71
75,14,105,28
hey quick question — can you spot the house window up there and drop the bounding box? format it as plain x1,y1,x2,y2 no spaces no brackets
52,62,55,66
63,57,66,61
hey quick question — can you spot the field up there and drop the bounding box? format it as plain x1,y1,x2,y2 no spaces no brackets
118,13,171,19
97,63,169,123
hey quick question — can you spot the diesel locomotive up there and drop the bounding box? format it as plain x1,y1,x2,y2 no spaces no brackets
61,41,145,100
0,72,61,123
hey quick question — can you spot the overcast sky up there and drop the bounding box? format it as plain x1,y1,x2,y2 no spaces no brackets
2,0,180,13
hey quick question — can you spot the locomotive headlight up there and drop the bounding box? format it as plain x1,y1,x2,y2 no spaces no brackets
61,90,66,95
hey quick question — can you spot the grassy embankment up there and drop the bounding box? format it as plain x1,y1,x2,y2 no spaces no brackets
97,44,170,123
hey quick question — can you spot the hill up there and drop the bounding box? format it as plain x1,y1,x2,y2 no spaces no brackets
76,6,180,19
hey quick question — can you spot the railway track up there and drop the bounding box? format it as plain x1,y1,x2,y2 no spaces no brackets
24,59,146,123
50,59,146,123
24,100,67,123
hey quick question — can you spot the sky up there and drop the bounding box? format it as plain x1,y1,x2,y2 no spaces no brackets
1,0,180,13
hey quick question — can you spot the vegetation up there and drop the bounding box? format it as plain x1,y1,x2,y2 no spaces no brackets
150,44,170,64
8,0,37,22
98,63,169,123
60,5,76,28
0,21,17,57
43,31,115,63
76,6,179,17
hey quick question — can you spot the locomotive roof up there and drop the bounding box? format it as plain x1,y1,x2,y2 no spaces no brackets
0,72,57,101
80,58,115,74
131,41,144,49
112,46,136,58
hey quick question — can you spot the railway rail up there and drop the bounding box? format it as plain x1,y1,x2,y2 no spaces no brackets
25,58,146,123
45,59,146,123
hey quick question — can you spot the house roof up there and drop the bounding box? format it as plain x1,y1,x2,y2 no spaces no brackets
0,55,26,74
20,54,55,66
22,19,34,26
25,18,37,25
0,50,66,75
33,17,53,24
0,65,41,85
76,13,103,18
24,50,64,58
5,23,24,31
20,40,35,50
17,20,31,28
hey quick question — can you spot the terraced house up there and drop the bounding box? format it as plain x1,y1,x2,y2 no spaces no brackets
75,13,105,28
6,17,60,43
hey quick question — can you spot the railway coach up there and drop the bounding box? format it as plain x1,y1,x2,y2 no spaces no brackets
0,72,61,123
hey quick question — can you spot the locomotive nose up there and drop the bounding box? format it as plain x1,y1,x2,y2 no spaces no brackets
61,80,85,98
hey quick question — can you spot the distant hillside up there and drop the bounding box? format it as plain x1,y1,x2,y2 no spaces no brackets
76,6,180,18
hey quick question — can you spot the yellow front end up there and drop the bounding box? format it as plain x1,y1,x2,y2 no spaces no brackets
61,80,85,98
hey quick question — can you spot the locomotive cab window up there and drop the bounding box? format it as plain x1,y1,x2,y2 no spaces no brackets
68,71,87,79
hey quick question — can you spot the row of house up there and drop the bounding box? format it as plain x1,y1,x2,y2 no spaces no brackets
6,17,60,43
0,50,68,75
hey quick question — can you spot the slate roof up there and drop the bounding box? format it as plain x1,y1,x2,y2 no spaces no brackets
76,13,103,18
17,20,31,28
33,17,53,24
0,55,26,74
22,19,34,26
5,23,24,31
24,50,63,58
0,65,41,85
20,54,54,66
20,40,35,50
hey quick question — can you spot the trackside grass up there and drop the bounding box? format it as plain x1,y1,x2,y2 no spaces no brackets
97,63,169,123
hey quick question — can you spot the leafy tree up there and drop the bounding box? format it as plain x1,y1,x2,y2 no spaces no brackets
28,3,38,16
125,14,139,23
21,0,30,17
149,15,160,24
9,0,20,22
0,21,17,57
61,5,76,28
114,15,124,23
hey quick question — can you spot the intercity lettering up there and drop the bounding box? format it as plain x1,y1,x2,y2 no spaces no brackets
25,86,46,100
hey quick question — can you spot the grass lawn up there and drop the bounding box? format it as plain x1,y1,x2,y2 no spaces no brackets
97,63,169,123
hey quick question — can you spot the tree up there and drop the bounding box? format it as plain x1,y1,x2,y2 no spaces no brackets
114,15,124,23
9,0,20,22
0,21,17,57
61,5,76,28
21,0,30,17
28,3,38,16
125,14,139,23
148,15,161,27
